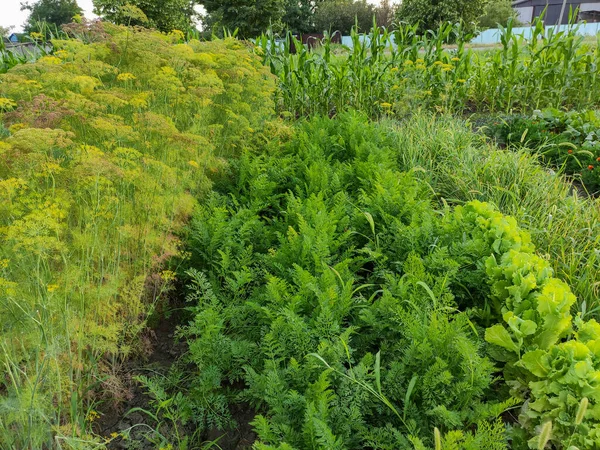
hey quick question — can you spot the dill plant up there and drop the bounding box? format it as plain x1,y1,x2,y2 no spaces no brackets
0,22,275,447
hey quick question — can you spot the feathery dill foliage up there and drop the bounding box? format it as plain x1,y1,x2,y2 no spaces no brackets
0,22,275,446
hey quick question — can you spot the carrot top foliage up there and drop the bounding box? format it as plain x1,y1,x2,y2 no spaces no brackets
134,114,600,449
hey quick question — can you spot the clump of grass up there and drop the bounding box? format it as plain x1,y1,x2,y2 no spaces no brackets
388,113,600,312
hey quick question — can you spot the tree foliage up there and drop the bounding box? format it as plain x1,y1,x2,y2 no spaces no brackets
313,0,375,34
200,0,285,38
478,0,519,29
375,0,397,29
396,0,488,34
92,0,199,32
20,0,82,32
283,0,316,34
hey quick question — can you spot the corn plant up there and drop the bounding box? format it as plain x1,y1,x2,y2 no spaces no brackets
258,15,600,118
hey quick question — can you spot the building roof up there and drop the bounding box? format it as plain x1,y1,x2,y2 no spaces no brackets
513,0,600,4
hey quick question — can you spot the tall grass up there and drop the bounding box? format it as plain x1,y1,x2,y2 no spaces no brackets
386,113,600,313
257,15,600,117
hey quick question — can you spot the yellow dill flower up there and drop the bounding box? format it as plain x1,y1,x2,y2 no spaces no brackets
415,64,426,70
170,29,185,41
403,59,413,66
54,50,69,59
161,66,177,76
9,123,27,133
38,55,62,65
390,67,399,73
433,61,443,66
380,102,392,109
161,270,176,282
188,160,200,168
0,97,17,111
30,32,43,40
23,79,42,89
47,284,60,293
86,410,100,422
416,58,424,64
457,79,466,83
117,72,137,82
451,57,460,62
442,66,452,72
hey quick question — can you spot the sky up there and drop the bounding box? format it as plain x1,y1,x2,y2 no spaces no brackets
1,0,396,33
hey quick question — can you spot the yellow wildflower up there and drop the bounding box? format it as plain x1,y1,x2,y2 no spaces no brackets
451,57,460,62
30,32,43,40
390,67,399,73
416,58,424,64
380,102,392,109
433,61,443,66
457,79,466,83
47,284,60,293
415,64,426,70
403,60,414,66
188,160,200,168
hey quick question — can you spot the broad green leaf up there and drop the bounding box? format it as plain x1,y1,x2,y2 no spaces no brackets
485,324,519,353
520,350,548,377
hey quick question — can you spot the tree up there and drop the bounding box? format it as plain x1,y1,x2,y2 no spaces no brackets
313,0,374,34
1,26,14,37
20,0,82,32
396,0,488,34
478,0,519,29
283,0,314,34
375,0,397,29
93,0,199,32
200,0,285,38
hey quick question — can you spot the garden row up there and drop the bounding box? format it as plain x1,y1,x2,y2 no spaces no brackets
144,114,600,449
1,20,600,449
484,109,600,194
257,18,600,117
0,23,275,448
